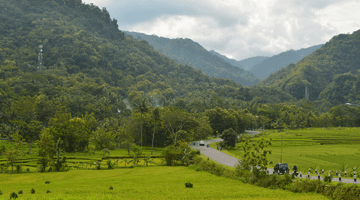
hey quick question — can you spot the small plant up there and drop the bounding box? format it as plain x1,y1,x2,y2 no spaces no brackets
109,186,113,190
102,148,110,156
31,188,35,194
94,160,101,170
0,190,3,195
106,160,114,169
185,182,193,188
18,190,23,194
45,181,50,184
10,192,18,199
46,190,51,193
26,168,30,173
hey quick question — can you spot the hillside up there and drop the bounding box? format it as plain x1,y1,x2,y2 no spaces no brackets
257,30,360,104
209,50,268,71
124,31,261,86
0,0,297,134
249,44,323,79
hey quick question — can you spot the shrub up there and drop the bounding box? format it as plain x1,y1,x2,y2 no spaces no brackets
106,160,114,169
45,181,50,184
95,160,101,170
10,192,18,199
0,190,2,195
31,188,35,194
109,186,113,190
26,168,30,173
16,165,22,173
161,145,180,166
323,174,333,183
18,190,23,194
0,145,6,155
46,190,51,193
185,182,193,188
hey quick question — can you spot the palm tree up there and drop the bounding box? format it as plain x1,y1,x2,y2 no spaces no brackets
151,107,161,155
135,99,149,151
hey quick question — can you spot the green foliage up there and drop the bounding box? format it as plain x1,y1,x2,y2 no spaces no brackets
185,182,193,188
10,192,18,199
106,160,114,169
37,131,56,172
237,136,272,179
31,188,35,194
258,30,360,103
221,128,238,147
125,31,260,87
18,190,23,194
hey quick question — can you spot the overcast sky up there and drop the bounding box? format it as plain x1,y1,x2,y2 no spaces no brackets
87,0,360,60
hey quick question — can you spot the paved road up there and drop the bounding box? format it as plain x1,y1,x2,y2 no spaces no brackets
191,131,356,184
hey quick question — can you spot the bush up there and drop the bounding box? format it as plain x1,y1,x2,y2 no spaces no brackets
16,165,22,173
46,190,51,193
26,168,30,173
106,160,114,169
45,181,50,184
31,188,35,194
18,190,23,194
0,190,2,195
185,182,193,188
323,174,333,183
109,186,113,190
10,192,18,199
161,145,180,166
0,145,6,155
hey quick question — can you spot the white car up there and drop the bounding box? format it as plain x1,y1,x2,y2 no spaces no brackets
199,141,205,146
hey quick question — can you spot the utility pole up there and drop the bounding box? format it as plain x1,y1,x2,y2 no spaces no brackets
38,44,43,71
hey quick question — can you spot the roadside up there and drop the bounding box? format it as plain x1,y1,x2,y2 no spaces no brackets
191,130,356,184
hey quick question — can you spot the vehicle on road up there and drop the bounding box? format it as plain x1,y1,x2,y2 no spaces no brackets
199,141,205,146
274,163,289,174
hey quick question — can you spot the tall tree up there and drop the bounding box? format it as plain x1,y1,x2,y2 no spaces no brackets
135,99,149,150
151,107,161,155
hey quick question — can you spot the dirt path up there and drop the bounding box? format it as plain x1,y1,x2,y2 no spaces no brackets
191,131,356,184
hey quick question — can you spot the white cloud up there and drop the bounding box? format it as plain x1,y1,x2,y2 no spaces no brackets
125,0,360,60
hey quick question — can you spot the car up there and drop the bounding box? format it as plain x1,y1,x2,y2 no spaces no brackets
199,141,205,146
274,163,289,174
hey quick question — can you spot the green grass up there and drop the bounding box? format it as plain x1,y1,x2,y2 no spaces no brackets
0,166,328,199
220,127,360,177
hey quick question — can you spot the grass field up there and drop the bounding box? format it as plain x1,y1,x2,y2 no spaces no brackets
0,142,164,172
0,166,328,200
214,127,360,177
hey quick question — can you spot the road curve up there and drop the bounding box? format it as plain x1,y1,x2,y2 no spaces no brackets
191,131,356,184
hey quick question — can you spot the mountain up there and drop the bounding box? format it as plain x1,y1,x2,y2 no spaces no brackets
124,31,261,87
0,0,296,131
257,30,360,104
249,44,323,79
209,50,268,71
237,56,269,70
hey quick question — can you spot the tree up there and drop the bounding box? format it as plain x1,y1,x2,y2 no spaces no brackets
37,130,56,172
151,107,161,155
221,128,237,147
237,136,272,179
135,99,149,150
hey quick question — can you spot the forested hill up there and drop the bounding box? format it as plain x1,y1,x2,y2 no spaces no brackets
257,30,360,104
209,50,268,71
124,31,261,87
0,0,295,129
249,44,323,79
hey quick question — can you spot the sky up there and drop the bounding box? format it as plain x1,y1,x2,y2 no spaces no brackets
86,0,360,60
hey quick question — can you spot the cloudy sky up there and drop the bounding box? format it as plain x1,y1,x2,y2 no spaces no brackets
87,0,360,60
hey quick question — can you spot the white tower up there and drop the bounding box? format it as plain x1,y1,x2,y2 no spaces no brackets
38,44,43,71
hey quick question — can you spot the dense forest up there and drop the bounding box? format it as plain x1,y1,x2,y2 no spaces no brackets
0,0,359,155
249,44,323,79
125,31,261,87
258,30,360,104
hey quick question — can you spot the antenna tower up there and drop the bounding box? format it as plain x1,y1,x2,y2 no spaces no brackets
38,44,43,71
